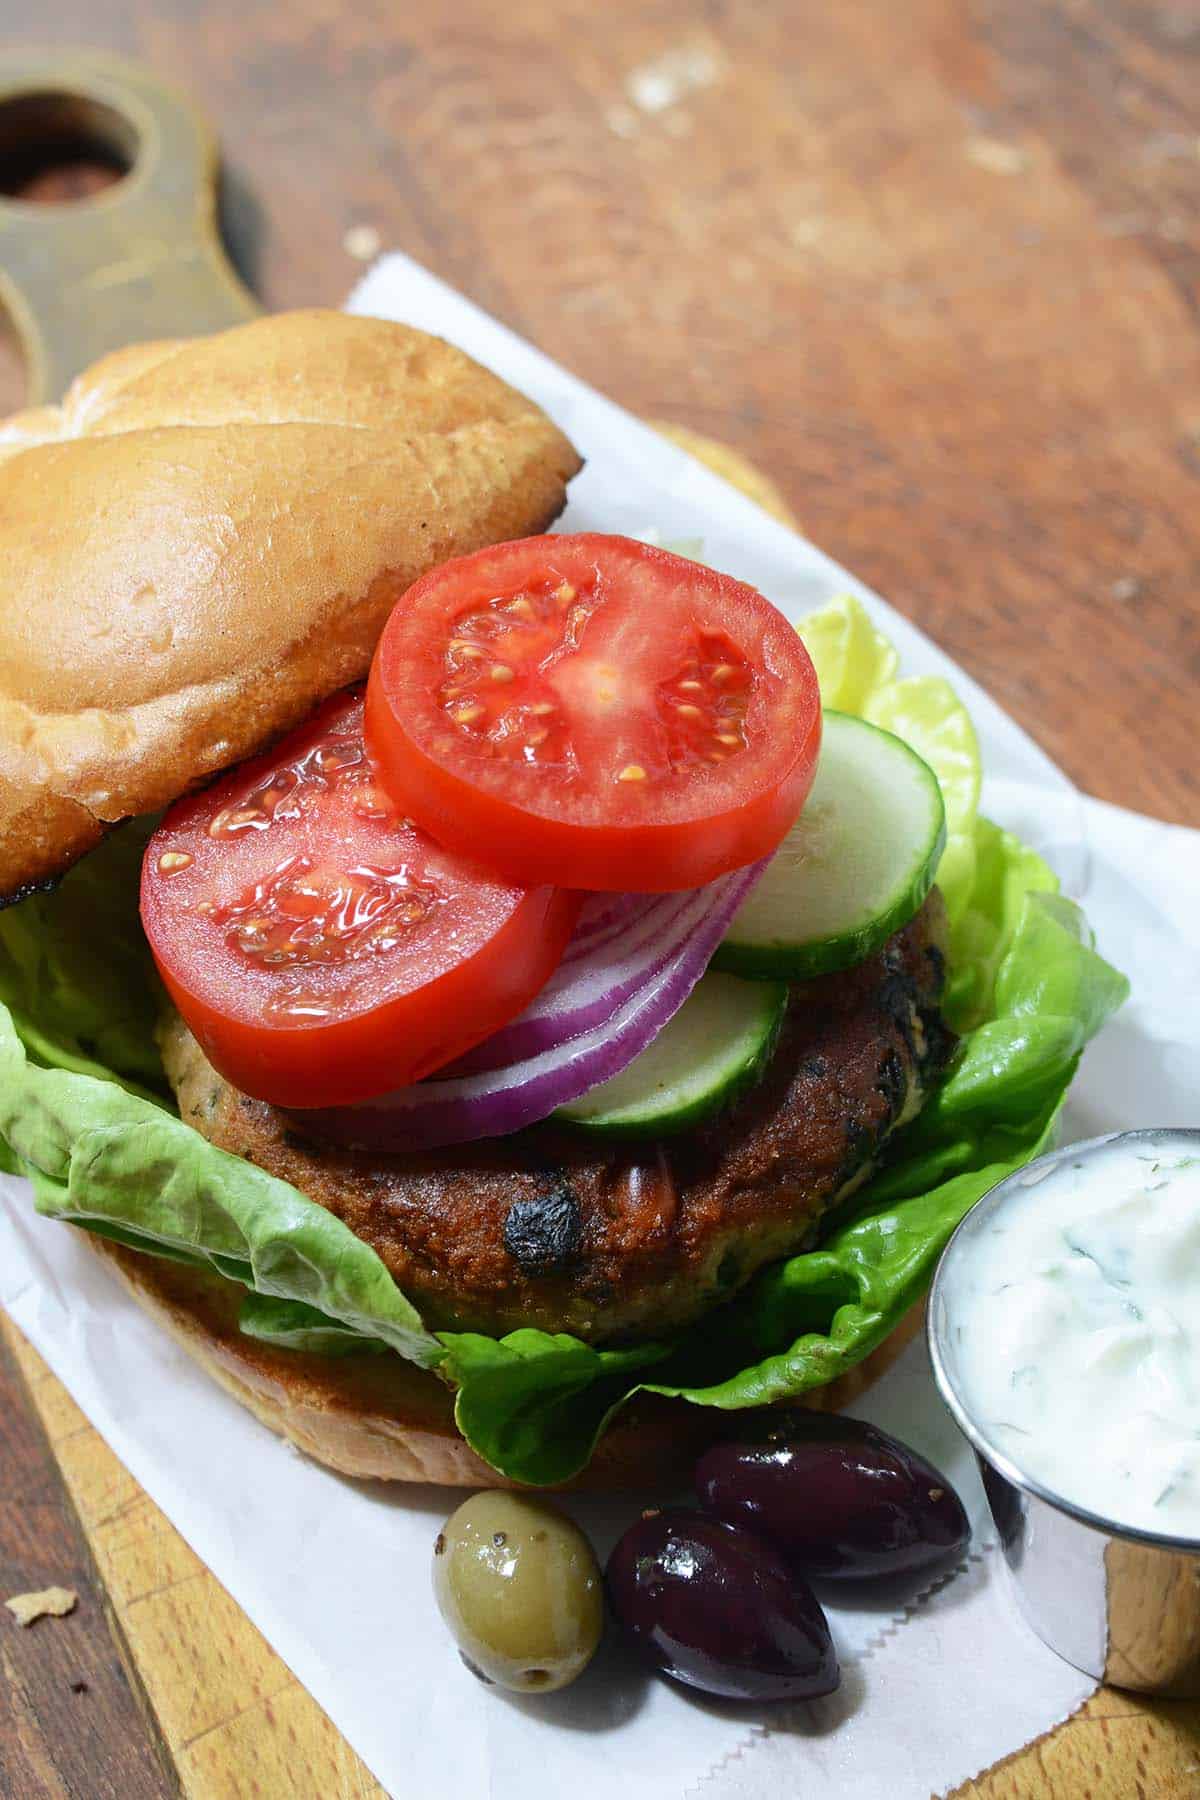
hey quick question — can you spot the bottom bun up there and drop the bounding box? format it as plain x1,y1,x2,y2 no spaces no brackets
89,1234,922,1489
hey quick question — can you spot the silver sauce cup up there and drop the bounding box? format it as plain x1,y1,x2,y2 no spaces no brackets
928,1128,1200,1698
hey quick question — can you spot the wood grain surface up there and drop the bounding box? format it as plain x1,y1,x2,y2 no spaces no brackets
0,1318,384,1800
0,1323,173,1799
0,1,1198,1795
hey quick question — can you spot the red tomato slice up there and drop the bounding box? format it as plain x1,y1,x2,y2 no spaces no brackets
140,690,579,1108
365,535,820,891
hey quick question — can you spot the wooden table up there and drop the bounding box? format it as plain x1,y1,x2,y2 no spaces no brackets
2,2,1198,1794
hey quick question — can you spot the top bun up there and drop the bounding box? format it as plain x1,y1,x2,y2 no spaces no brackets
0,310,581,902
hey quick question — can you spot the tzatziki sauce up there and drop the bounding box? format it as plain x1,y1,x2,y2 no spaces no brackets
946,1135,1200,1538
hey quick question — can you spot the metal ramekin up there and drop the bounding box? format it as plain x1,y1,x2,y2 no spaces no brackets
928,1128,1200,1697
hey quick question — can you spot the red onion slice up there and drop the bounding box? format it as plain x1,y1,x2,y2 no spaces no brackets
294,859,767,1152
449,888,705,1075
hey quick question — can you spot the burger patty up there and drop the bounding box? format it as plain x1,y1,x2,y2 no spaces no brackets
161,892,954,1345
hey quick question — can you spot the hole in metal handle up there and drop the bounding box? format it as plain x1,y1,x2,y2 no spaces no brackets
0,55,258,406
0,317,25,413
0,88,144,409
0,89,139,203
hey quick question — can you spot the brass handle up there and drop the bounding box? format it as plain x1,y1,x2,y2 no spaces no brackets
0,49,259,403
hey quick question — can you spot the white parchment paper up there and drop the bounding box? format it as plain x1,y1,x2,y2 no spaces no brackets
2,253,1197,1800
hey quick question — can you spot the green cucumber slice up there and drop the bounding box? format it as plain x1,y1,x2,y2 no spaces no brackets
555,971,787,1138
714,709,946,981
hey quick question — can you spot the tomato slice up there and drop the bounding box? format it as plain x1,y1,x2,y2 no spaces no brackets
365,535,821,891
140,690,579,1108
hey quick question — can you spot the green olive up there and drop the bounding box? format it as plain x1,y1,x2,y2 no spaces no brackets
432,1491,603,1693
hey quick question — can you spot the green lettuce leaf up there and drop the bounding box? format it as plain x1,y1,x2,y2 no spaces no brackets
0,594,1128,1485
441,881,1127,1473
0,818,166,1099
237,1293,391,1357
444,1332,673,1488
0,955,442,1368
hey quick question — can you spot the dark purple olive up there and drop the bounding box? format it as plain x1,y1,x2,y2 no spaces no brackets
605,1507,839,1702
695,1410,969,1581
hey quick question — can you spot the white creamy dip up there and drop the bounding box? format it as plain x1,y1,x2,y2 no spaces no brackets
946,1135,1200,1538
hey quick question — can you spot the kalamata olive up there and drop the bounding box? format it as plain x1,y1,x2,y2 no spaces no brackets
605,1507,839,1702
433,1491,603,1692
695,1410,969,1581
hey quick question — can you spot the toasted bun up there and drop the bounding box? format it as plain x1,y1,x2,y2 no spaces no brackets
88,1234,921,1488
0,311,580,902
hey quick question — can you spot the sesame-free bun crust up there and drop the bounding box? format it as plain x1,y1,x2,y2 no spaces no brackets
87,1234,921,1489
0,310,580,902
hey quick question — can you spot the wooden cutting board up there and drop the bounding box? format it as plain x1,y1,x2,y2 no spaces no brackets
3,46,1200,1800
0,50,256,400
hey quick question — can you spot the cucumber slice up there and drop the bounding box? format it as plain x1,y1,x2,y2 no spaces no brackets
714,710,946,981
555,971,787,1138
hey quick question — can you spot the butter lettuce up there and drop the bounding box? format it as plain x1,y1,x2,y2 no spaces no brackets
440,874,1126,1480
237,1293,392,1357
0,595,1127,1485
0,818,166,1104
0,914,440,1360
